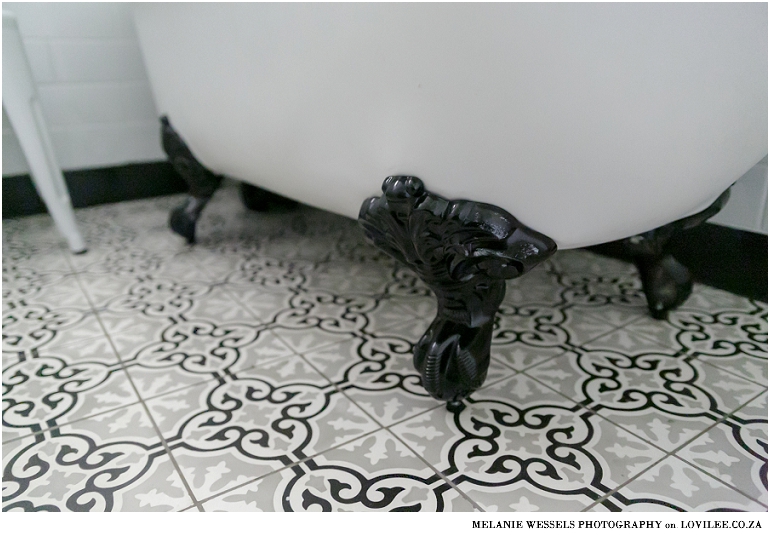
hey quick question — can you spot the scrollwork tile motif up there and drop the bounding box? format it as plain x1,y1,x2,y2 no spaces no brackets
3,185,766,511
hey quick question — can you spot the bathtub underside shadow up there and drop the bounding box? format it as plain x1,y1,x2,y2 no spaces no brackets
161,116,731,409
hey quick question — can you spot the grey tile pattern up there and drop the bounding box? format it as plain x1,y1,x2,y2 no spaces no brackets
2,183,767,511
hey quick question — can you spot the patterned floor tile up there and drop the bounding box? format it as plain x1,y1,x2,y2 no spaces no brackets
697,353,768,387
143,355,380,501
503,265,566,307
97,311,174,362
675,420,767,506
272,326,356,356
303,336,447,426
525,338,763,423
2,240,72,274
554,272,646,318
123,324,293,399
202,429,476,511
689,359,767,413
4,273,91,311
392,374,665,511
302,270,391,297
607,456,766,511
311,259,397,281
733,390,769,420
589,411,717,457
492,345,573,373
675,391,768,508
3,354,139,438
2,403,192,511
623,299,767,359
492,303,618,351
181,287,265,325
387,295,437,322
225,286,295,324
469,484,595,512
3,189,766,513
582,327,681,354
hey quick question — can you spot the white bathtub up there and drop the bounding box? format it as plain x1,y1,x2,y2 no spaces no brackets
133,2,766,250
134,3,767,406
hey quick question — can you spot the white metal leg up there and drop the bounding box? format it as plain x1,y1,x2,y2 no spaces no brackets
2,11,86,253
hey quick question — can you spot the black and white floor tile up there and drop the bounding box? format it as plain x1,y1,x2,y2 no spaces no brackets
2,182,767,512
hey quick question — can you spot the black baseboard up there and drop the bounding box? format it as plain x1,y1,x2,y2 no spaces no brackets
2,161,187,218
588,223,768,303
3,165,765,302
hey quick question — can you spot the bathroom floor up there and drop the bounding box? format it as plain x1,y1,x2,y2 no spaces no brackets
2,182,767,512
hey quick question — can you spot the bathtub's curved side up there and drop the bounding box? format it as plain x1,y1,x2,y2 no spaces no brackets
133,3,767,249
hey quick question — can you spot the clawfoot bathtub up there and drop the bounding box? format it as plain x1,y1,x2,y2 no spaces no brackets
134,3,767,408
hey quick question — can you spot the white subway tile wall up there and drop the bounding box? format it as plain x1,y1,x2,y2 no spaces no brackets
2,2,163,175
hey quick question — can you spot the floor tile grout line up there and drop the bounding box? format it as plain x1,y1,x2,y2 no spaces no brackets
584,387,770,510
516,338,765,448
618,306,767,360
180,248,282,319
300,350,571,512
6,236,206,509
194,426,387,508
380,426,486,512
65,261,206,511
125,350,305,403
522,363,768,500
1,398,147,446
693,354,769,390
294,350,445,433
510,367,763,509
290,350,487,511
192,400,484,511
299,336,767,512
101,336,207,511
5,193,767,512
667,388,769,506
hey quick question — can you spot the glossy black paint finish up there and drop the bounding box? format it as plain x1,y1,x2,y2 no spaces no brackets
161,116,223,244
622,188,731,319
2,162,186,218
359,176,557,408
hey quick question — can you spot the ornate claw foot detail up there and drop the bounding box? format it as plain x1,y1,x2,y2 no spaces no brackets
161,116,223,244
622,188,731,320
359,176,557,408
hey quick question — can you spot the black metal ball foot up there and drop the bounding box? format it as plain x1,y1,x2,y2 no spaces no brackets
621,188,730,321
161,116,223,245
638,254,693,321
446,400,466,413
170,203,197,244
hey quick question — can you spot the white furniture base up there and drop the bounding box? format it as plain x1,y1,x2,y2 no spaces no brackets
3,11,86,254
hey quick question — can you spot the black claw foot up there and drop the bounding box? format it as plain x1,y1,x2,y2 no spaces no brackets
161,116,223,243
170,196,210,245
623,188,730,319
636,255,692,320
359,176,557,405
446,400,466,413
